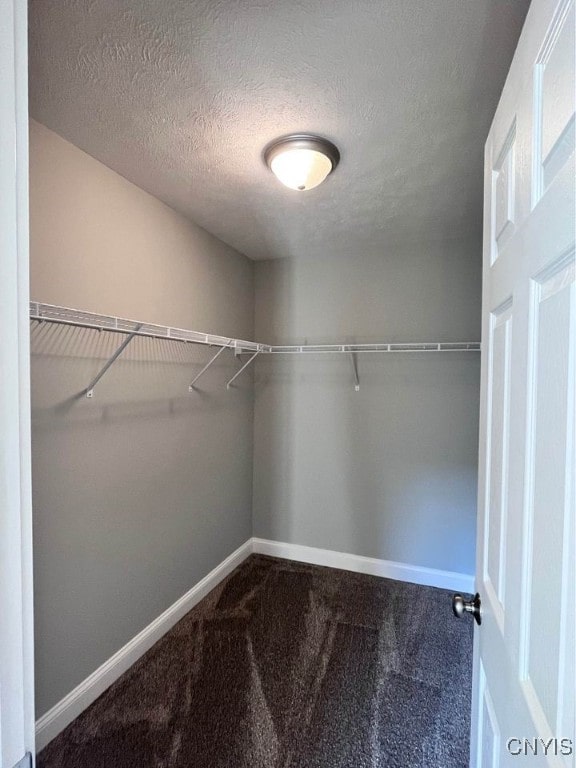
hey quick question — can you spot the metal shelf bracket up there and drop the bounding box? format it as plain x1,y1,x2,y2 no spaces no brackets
189,341,232,391
350,352,360,391
226,351,260,389
85,325,143,397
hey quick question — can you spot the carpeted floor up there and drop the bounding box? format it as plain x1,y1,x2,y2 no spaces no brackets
38,555,473,768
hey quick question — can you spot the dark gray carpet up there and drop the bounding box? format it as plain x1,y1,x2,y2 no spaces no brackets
38,554,473,767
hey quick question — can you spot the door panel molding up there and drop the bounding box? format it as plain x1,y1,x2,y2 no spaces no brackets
473,0,575,765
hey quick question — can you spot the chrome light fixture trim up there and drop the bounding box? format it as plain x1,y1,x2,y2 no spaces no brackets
264,134,340,191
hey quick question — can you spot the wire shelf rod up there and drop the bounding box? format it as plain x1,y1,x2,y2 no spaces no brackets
29,303,482,365
30,302,269,354
267,342,481,353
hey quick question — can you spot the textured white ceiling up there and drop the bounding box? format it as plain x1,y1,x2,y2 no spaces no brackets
29,0,530,261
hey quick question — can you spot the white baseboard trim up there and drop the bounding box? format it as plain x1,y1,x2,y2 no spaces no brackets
252,538,475,594
36,536,474,752
35,539,253,752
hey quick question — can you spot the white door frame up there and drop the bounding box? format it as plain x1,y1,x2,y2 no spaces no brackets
0,0,35,766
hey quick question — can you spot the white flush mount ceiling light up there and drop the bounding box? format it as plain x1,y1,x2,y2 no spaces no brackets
264,134,340,191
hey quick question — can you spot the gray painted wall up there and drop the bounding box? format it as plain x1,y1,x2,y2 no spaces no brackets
30,119,481,719
30,121,255,717
253,246,481,576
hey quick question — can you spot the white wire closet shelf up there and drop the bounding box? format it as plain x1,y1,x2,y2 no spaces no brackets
269,342,481,353
30,302,481,395
29,302,269,353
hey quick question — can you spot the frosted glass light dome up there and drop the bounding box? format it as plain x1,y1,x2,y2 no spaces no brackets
265,135,340,191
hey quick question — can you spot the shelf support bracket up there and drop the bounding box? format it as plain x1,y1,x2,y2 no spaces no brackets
189,341,232,391
350,352,360,391
226,350,260,389
85,324,143,398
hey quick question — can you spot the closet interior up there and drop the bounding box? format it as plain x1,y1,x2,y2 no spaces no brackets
23,0,535,764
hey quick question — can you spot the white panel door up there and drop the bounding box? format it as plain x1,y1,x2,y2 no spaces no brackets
473,0,575,765
0,0,35,766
